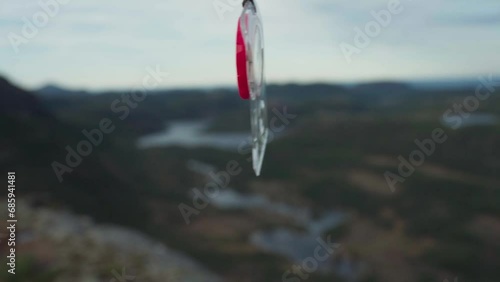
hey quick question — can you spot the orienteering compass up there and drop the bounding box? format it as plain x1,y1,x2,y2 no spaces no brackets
236,0,268,176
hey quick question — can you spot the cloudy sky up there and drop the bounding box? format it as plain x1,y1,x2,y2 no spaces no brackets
0,0,499,90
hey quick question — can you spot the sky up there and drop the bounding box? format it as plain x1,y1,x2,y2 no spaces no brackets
0,0,499,91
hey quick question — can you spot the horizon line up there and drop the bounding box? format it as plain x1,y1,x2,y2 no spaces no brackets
2,73,498,94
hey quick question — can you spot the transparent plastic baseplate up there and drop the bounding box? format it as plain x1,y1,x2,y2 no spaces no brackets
239,1,268,176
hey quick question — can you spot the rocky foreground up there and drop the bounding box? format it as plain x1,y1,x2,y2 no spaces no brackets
3,199,221,282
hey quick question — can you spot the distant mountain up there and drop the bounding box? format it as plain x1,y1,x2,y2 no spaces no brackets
36,84,88,97
350,82,414,95
408,78,480,90
37,84,68,95
267,83,347,100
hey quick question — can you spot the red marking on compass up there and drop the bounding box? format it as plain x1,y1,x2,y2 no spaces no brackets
236,20,250,100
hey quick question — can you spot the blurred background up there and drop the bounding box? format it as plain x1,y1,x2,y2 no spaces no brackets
0,0,499,281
